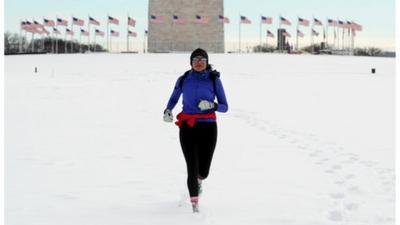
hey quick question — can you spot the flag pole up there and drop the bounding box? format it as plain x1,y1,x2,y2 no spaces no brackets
31,31,35,52
64,27,67,53
51,27,54,54
352,28,355,55
31,17,35,52
23,18,27,53
107,13,109,52
326,18,329,48
259,14,262,47
279,14,282,51
311,16,314,53
342,22,344,50
346,21,351,54
54,29,57,54
335,22,338,49
71,15,74,53
19,18,23,53
296,17,299,51
79,30,82,53
333,20,335,49
143,30,146,53
88,15,91,52
55,16,58,54
55,28,58,54
41,17,44,52
127,13,129,52
336,18,339,49
239,14,241,53
94,30,97,52
344,20,347,51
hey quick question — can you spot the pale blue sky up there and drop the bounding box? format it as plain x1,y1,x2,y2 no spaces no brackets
4,0,396,50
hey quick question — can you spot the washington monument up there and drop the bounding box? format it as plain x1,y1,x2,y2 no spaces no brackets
148,0,225,53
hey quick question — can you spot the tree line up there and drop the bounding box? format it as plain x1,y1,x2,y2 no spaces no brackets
4,32,106,55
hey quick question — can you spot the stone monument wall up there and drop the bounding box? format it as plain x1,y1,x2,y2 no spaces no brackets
148,0,224,53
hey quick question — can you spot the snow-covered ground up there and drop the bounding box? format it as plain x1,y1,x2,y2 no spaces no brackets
5,53,395,225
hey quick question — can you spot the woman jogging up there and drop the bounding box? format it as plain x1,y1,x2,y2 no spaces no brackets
163,48,228,213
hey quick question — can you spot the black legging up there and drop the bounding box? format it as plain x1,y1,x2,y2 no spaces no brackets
179,121,217,197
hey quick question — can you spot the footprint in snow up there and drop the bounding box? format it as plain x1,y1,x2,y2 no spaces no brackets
329,193,345,199
334,180,347,186
347,186,362,194
345,174,356,180
328,211,343,222
331,165,342,170
344,203,359,211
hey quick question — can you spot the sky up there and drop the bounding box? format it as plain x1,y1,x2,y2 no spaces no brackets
4,0,396,51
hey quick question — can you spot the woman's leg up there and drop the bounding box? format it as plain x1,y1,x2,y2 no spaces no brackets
179,123,200,197
197,122,218,180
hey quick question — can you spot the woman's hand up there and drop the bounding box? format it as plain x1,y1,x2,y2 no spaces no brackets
198,100,216,111
163,109,173,122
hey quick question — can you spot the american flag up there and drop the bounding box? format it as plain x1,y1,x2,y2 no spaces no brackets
313,18,322,26
267,30,274,38
95,29,104,37
282,30,291,37
218,15,230,23
43,18,55,26
128,17,136,27
338,20,345,28
195,15,209,24
89,17,100,26
22,21,36,33
312,29,319,36
80,29,89,36
57,18,68,26
108,16,119,25
20,21,29,30
72,17,84,26
53,27,61,35
173,15,185,24
33,21,44,29
346,21,352,29
297,30,304,38
240,16,251,24
128,30,137,37
351,21,362,31
327,19,337,26
110,30,119,37
298,17,309,26
261,16,272,24
280,16,291,26
150,15,163,24
66,28,74,35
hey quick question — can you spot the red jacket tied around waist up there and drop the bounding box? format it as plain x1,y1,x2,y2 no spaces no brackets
175,112,216,128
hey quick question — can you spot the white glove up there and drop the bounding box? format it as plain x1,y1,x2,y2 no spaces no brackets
163,109,173,122
198,100,215,111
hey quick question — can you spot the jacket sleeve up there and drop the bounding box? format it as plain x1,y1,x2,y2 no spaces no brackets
166,76,183,111
214,77,228,113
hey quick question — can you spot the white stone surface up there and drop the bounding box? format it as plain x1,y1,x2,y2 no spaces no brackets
148,0,225,53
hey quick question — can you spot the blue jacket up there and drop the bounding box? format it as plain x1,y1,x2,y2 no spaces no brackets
166,69,228,121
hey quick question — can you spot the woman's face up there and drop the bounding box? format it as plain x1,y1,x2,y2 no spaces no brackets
191,56,207,72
